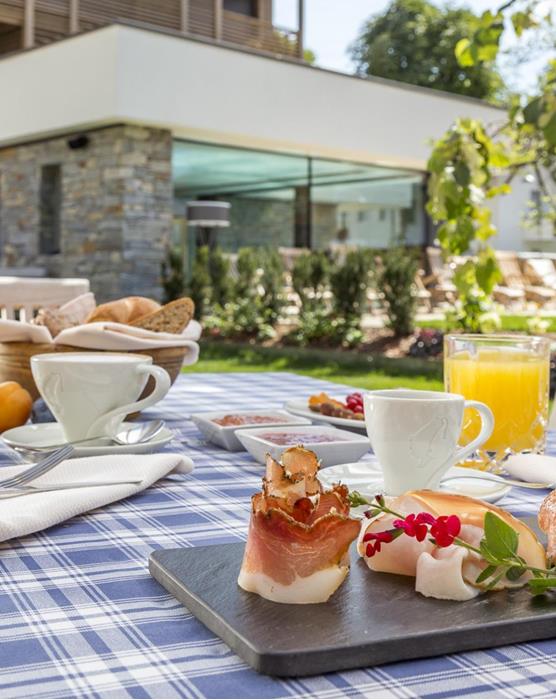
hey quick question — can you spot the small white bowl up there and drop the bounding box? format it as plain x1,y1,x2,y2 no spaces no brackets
190,410,312,451
235,425,371,467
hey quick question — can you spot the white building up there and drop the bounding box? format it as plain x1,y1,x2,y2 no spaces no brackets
0,1,541,299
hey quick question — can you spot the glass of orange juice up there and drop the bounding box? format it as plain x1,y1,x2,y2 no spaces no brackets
444,334,550,469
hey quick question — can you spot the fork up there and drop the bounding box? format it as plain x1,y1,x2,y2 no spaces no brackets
0,479,143,499
0,444,74,489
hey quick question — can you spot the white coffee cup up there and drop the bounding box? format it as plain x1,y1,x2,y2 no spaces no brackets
364,389,494,495
31,352,171,442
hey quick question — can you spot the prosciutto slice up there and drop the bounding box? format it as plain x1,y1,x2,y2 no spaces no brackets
539,490,556,563
359,490,546,601
238,447,360,604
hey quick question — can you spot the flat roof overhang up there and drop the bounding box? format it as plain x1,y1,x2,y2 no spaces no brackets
0,23,505,170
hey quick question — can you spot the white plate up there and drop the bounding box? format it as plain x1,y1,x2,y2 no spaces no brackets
190,410,311,451
284,399,367,433
2,422,175,458
319,459,512,512
236,425,371,468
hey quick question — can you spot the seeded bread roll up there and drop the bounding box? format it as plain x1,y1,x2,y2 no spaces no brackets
130,297,195,334
86,297,161,324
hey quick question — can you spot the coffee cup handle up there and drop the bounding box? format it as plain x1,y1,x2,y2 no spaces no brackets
87,363,171,438
453,400,495,465
423,400,494,489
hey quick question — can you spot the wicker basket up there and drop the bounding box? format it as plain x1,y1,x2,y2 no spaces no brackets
0,342,189,401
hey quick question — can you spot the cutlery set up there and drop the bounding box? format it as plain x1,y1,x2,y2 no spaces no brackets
0,419,166,499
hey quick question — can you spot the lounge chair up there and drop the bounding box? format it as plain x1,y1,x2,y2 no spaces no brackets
424,247,457,307
523,257,556,294
494,251,554,308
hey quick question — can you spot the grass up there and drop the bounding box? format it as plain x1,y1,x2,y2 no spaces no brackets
424,314,556,333
188,340,444,392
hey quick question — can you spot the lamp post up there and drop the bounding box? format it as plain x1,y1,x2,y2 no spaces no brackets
186,201,231,249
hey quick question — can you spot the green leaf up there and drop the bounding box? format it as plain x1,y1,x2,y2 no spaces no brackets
506,566,526,582
475,564,498,584
454,162,471,187
528,577,556,595
483,511,519,560
479,540,501,565
455,38,475,67
543,113,556,148
485,571,506,590
523,97,543,125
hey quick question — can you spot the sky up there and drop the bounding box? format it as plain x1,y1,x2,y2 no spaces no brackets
274,0,555,94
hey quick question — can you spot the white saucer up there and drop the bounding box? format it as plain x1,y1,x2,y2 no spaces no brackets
2,422,175,458
284,399,367,433
319,459,512,514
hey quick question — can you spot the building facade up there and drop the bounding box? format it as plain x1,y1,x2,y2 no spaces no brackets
0,4,537,301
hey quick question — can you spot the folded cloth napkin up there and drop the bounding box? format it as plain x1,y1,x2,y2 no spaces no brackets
504,453,556,486
0,319,53,343
0,452,193,543
54,320,202,356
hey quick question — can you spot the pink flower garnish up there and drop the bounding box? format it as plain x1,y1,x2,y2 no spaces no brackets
363,530,394,556
430,514,461,547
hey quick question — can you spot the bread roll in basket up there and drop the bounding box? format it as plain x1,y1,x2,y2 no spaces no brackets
0,295,198,400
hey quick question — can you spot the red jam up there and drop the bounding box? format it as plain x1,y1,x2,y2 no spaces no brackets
256,432,347,445
213,414,285,427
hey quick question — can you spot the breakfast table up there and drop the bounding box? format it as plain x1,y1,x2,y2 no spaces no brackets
1,371,556,699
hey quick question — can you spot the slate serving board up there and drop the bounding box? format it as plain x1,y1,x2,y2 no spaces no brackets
149,538,556,677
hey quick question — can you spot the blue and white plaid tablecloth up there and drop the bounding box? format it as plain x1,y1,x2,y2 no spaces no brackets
1,371,556,699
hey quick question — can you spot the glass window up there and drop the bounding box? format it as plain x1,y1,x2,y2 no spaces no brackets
39,164,62,255
224,0,257,16
172,140,425,255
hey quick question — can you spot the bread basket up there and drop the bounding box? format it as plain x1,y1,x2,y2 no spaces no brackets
0,342,189,401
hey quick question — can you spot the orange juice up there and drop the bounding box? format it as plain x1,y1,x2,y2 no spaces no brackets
445,346,549,463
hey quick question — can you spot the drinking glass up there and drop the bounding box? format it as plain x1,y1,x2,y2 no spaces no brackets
444,334,550,470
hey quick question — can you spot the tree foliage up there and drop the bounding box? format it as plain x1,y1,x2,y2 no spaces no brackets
427,0,556,331
350,0,504,101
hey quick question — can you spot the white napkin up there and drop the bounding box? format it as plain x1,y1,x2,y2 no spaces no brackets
0,452,193,543
504,453,556,486
0,319,53,343
54,320,202,356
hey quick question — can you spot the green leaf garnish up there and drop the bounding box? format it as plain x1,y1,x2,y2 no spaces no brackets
475,564,498,584
483,512,519,560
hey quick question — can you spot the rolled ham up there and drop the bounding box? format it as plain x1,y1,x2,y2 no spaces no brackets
359,490,546,601
238,447,360,604
539,489,556,563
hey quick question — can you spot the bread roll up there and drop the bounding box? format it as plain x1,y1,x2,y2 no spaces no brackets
131,297,195,334
86,296,161,324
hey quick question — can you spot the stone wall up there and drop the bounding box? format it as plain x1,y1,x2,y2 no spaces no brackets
0,125,173,302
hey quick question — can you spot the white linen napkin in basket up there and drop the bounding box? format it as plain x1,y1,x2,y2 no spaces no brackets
54,320,202,355
0,319,53,343
0,453,193,543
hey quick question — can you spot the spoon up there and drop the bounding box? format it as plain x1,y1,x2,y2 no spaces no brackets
442,473,553,490
9,420,166,453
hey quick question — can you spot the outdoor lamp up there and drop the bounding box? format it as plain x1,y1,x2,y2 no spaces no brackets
186,200,231,248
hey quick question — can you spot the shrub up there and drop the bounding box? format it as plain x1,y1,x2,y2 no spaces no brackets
258,248,286,325
187,245,211,320
161,246,185,303
235,247,260,299
291,251,330,309
330,249,373,322
208,247,231,307
377,246,418,337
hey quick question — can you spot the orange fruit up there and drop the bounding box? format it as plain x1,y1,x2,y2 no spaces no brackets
0,381,33,432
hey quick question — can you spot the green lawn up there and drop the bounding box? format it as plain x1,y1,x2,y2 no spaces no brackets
188,341,444,392
424,314,556,333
